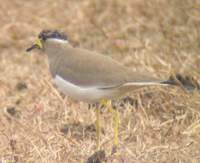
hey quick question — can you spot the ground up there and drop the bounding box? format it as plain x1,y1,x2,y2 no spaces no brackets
0,0,200,162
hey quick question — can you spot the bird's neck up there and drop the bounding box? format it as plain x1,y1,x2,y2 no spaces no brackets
44,39,73,76
44,39,72,58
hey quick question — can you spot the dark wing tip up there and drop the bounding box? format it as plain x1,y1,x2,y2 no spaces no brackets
163,73,200,91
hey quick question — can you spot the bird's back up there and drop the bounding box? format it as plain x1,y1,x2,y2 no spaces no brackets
52,45,161,89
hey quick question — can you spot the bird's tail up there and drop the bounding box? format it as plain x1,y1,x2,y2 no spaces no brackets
160,74,200,91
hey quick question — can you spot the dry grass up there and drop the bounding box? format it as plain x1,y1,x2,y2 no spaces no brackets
0,0,200,162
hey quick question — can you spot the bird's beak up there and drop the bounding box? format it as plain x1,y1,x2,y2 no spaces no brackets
26,38,43,52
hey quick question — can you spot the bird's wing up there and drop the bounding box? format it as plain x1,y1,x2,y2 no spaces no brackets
56,47,162,88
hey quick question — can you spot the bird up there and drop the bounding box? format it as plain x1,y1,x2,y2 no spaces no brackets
26,30,180,150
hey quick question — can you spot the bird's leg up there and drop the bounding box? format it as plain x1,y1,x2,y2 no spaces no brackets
95,104,101,150
113,107,119,148
112,105,119,149
107,101,119,150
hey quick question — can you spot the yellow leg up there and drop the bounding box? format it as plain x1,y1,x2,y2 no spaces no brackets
95,107,101,150
107,101,119,148
95,100,120,151
113,108,119,147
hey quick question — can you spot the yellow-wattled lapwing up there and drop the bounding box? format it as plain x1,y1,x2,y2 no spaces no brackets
26,30,184,150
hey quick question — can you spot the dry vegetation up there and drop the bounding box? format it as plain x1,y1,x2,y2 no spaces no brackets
0,0,200,162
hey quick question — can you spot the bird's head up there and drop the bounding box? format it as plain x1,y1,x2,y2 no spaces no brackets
26,30,68,52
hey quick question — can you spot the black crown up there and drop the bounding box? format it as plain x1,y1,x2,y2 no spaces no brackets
38,30,68,41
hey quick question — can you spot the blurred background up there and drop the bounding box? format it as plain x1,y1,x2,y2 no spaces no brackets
0,0,200,162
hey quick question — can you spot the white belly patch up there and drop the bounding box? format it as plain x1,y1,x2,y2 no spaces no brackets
53,75,119,103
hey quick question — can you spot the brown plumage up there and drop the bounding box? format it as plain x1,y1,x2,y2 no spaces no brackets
44,39,162,89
